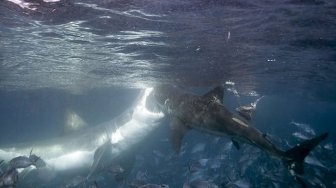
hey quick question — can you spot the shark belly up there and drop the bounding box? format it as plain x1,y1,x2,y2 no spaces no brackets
0,88,164,174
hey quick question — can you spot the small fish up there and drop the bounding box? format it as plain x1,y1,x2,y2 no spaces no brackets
9,149,46,169
0,168,18,187
61,175,86,188
239,158,254,176
292,132,310,140
138,184,169,188
9,156,32,169
36,167,57,182
198,159,208,167
247,91,259,97
191,143,206,153
236,96,263,120
188,162,201,174
230,179,250,188
291,121,316,135
188,171,204,183
323,143,333,150
221,142,233,152
88,181,99,188
187,180,218,188
135,171,149,182
110,164,125,174
152,150,165,159
29,154,46,168
227,88,240,97
209,159,221,169
304,156,327,169
183,182,190,188
0,160,5,176
110,164,126,182
306,177,326,188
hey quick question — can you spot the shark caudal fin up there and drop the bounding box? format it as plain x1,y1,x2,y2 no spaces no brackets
283,132,328,175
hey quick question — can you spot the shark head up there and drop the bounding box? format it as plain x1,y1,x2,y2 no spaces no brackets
0,87,165,181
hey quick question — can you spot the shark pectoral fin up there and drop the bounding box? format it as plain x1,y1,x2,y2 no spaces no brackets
202,85,224,104
170,118,190,153
231,139,241,150
88,141,113,179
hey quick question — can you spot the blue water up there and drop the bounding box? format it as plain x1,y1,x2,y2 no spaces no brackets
0,0,335,187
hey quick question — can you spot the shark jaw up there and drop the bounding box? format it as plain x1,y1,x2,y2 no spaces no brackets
0,87,164,172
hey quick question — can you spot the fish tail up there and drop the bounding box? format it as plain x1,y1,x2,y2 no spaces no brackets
283,132,328,175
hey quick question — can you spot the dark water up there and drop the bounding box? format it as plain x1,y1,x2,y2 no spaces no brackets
0,0,336,187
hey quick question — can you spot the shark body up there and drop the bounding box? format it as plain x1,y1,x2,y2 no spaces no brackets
0,88,164,180
152,85,328,175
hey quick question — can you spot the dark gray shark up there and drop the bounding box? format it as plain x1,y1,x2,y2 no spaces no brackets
152,84,328,175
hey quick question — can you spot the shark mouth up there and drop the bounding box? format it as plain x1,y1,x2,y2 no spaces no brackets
110,87,165,145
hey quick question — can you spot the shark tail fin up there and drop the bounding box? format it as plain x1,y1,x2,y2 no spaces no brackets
283,132,328,175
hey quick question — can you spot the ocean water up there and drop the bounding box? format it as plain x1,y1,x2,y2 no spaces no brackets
0,0,335,187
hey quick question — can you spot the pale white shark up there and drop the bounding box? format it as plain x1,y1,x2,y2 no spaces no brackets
0,88,164,176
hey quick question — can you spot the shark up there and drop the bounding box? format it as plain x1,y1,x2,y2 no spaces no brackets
151,84,328,176
0,88,164,183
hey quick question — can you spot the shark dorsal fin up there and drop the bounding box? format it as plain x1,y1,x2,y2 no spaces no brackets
63,108,88,135
170,118,190,153
202,86,224,104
